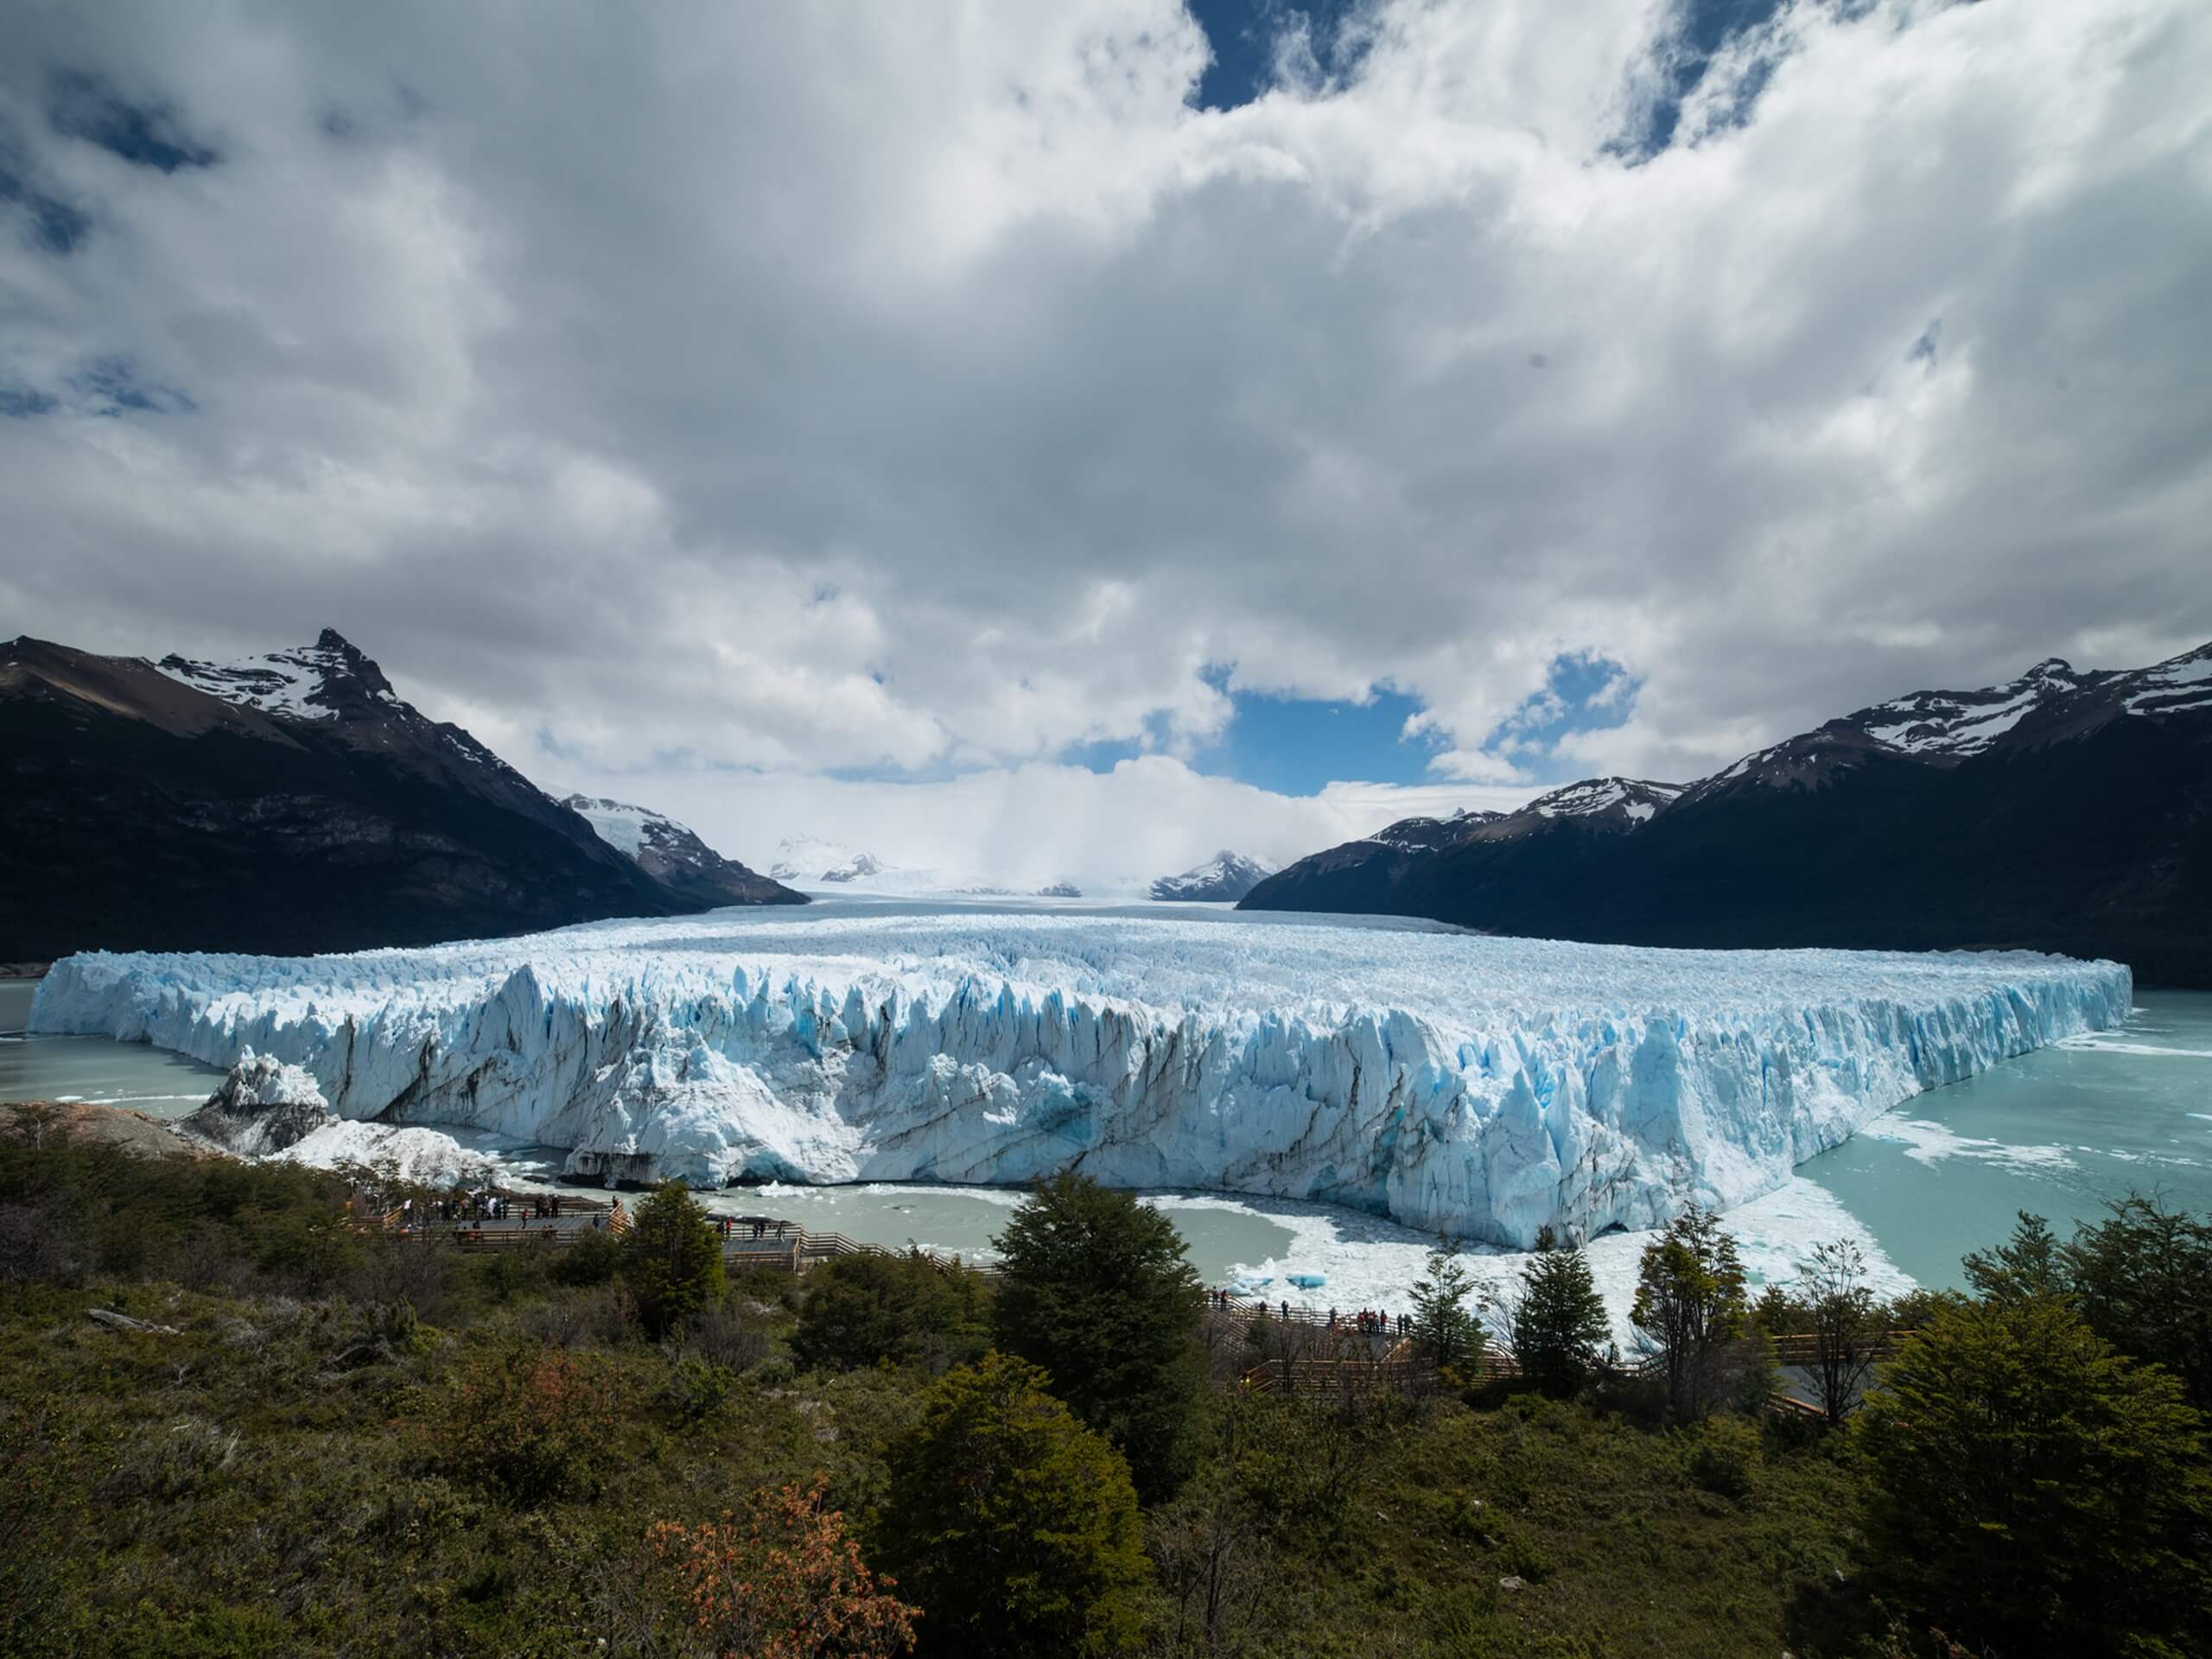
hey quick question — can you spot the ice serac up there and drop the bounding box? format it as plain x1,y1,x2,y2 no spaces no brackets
29,912,2132,1248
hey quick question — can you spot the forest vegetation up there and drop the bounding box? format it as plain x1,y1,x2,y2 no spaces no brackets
3,1102,2207,1658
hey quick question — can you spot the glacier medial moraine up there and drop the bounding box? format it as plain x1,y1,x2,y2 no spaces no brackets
29,906,2132,1248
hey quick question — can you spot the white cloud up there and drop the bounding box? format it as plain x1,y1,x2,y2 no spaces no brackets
552,753,1541,893
3,0,2208,867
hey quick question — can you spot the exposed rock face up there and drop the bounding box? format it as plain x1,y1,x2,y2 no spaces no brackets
1245,643,2212,988
0,629,798,961
180,1051,336,1154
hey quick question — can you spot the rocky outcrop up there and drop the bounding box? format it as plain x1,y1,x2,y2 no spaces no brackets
179,1051,336,1154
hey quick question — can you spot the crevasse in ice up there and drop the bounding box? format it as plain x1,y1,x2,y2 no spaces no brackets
29,907,2132,1248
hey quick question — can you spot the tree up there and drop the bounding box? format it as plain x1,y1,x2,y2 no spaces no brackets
1856,1294,2212,1657
1795,1237,1882,1427
1509,1239,1610,1396
1409,1237,1483,1372
2063,1193,2212,1411
623,1182,725,1339
648,1482,918,1658
878,1351,1150,1658
990,1172,1205,1501
1630,1206,1750,1421
1146,1471,1274,1659
792,1248,990,1376
1961,1210,2068,1304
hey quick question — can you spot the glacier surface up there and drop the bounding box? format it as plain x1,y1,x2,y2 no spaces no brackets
29,906,2132,1248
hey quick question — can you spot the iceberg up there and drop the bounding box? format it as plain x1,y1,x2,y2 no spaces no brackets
29,907,2131,1248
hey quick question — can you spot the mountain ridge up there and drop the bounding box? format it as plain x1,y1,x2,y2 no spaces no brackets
1243,642,2212,986
0,629,799,960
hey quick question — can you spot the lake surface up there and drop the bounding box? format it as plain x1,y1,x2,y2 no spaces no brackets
7,971,2207,1309
1790,989,2212,1286
0,979,225,1115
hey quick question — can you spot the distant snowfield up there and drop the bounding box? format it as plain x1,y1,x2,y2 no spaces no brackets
31,901,2130,1249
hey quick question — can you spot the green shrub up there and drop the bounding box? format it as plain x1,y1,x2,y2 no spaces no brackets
791,1248,989,1375
1686,1415,1760,1500
662,1353,734,1425
415,1339,621,1502
550,1225,623,1287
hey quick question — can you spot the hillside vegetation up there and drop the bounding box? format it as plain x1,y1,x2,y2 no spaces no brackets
3,1106,2206,1658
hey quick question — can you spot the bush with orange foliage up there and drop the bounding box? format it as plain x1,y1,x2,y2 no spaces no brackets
417,1338,621,1502
649,1482,918,1659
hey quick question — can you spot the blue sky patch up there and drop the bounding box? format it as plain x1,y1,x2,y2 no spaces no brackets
0,384,58,419
1611,0,1789,162
48,69,219,173
0,151,91,254
1064,684,1441,792
1185,0,1372,110
1485,652,1641,766
69,356,195,416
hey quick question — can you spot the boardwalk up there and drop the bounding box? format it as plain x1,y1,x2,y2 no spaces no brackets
362,1189,988,1276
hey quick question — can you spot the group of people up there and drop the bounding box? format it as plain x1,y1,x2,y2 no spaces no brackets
1205,1288,1408,1340
718,1216,791,1241
391,1191,572,1228
1331,1307,1408,1338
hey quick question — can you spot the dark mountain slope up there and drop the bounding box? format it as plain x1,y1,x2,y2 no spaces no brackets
1243,646,2212,986
560,793,796,908
1239,779,1680,920
1,631,801,960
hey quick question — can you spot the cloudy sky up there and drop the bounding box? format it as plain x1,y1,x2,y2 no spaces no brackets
3,0,2208,886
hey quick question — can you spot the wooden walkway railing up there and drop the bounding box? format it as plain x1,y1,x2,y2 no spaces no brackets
361,1195,995,1277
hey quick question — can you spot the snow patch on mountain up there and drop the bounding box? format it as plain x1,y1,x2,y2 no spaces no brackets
30,909,2130,1249
1854,658,2084,757
564,795,654,861
156,632,400,723
2122,644,2212,716
1526,778,1683,823
769,836,888,885
1152,852,1278,902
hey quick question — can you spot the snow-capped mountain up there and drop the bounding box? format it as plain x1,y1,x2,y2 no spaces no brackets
1683,643,2212,805
561,795,797,909
158,632,408,724
1149,851,1277,902
1246,641,2212,986
0,627,798,961
768,836,888,885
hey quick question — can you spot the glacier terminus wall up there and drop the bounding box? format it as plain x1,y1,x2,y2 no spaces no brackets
30,905,2133,1248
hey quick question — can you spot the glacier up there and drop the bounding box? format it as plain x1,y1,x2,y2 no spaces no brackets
28,905,2132,1249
